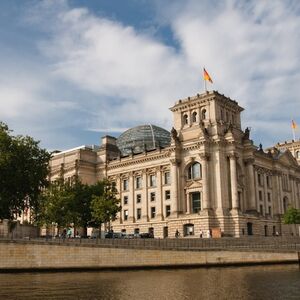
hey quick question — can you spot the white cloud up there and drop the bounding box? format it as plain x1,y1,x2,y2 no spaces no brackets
1,0,299,150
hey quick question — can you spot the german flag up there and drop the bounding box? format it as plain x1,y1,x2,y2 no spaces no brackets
292,120,297,129
203,68,213,83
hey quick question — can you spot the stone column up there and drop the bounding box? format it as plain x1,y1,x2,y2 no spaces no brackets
278,174,283,214
142,170,148,221
129,172,135,222
244,158,256,212
170,159,179,217
229,153,239,210
116,175,122,224
272,173,280,216
200,154,210,210
186,192,191,214
156,166,163,220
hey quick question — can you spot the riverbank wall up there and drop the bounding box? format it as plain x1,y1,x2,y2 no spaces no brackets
0,240,299,271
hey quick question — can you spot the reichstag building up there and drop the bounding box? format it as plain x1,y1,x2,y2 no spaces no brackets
49,91,300,237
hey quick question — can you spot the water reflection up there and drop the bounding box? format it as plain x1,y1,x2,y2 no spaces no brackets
0,265,299,300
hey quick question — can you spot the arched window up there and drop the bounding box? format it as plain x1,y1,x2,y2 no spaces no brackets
183,114,188,125
188,162,201,180
201,109,207,120
296,151,300,159
192,111,197,123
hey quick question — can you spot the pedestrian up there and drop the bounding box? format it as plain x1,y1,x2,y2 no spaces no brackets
67,228,72,238
199,229,203,238
206,229,211,238
175,229,180,238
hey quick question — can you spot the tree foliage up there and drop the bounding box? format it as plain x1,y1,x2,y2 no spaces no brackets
283,207,300,224
0,122,50,219
90,179,121,230
36,177,120,235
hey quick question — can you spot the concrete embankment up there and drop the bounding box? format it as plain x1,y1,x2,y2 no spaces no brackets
0,240,299,271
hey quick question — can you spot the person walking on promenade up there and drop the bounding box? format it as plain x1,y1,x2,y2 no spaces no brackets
199,229,203,238
206,229,211,238
175,229,180,238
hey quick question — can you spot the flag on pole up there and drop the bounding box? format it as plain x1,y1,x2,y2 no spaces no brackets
292,120,297,129
203,68,213,83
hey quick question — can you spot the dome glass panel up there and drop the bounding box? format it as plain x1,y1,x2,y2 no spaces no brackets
116,124,171,155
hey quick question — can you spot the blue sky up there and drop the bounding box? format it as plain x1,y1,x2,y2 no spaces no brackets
0,0,299,151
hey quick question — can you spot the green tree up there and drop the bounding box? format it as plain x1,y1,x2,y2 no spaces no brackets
90,179,121,237
36,177,105,236
36,177,75,232
71,179,104,235
283,207,300,224
0,122,50,219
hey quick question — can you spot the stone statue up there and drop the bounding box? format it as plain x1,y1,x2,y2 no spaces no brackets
171,127,179,142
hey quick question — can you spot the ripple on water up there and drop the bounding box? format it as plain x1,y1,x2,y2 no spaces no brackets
0,265,299,300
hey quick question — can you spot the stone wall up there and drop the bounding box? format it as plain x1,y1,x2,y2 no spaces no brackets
0,220,39,238
0,241,298,271
282,224,300,237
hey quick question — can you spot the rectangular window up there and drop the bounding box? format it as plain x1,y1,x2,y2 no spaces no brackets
124,210,128,221
136,208,141,220
267,192,271,202
123,179,129,191
164,172,171,184
150,192,156,202
165,205,171,217
151,207,156,218
136,194,141,204
259,190,263,201
136,177,142,189
165,190,170,200
266,176,271,188
268,206,272,215
191,192,201,213
123,196,128,205
150,174,156,187
260,204,263,215
258,174,263,186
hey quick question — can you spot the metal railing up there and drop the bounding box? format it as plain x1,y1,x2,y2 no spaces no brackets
1,236,300,252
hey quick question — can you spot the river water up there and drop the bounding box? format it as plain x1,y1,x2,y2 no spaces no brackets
0,265,299,300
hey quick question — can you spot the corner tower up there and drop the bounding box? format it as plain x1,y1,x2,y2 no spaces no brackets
170,90,244,142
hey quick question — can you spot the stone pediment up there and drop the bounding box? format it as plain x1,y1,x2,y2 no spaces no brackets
277,150,299,168
185,180,202,190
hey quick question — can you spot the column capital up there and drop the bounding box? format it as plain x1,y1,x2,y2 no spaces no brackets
243,158,255,165
199,153,210,161
170,158,181,166
228,152,238,160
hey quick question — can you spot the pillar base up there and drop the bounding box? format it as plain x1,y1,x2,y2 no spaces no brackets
170,211,178,218
141,215,149,222
230,208,241,216
155,214,164,221
215,208,230,216
245,209,259,216
200,208,214,216
128,217,136,223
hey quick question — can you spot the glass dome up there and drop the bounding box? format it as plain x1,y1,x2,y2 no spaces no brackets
116,124,171,155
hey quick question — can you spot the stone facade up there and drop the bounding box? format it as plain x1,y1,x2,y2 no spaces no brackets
49,91,300,238
275,140,300,165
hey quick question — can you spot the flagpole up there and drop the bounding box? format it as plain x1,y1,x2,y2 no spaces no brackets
203,67,207,92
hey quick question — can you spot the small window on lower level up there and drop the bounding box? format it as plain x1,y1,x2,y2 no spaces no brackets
151,207,156,218
166,205,171,217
